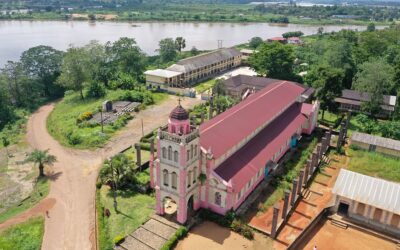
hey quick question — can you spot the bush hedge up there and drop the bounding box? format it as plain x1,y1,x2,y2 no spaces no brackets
160,226,188,250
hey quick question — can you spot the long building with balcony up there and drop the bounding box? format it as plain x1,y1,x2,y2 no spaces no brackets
149,81,320,224
145,48,242,90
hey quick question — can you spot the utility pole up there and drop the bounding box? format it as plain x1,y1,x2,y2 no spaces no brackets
141,119,144,137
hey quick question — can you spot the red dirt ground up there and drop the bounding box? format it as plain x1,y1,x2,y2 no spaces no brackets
298,218,397,250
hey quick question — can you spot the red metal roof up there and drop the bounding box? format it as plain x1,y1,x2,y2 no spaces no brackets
214,103,307,192
269,37,286,41
199,81,305,159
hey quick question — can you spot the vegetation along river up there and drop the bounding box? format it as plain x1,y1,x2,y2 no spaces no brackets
0,20,374,66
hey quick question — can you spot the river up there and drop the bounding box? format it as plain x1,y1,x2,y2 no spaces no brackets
0,20,372,66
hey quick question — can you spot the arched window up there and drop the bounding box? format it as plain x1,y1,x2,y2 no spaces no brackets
215,192,222,206
191,144,194,159
163,169,169,186
187,171,192,188
162,147,167,158
187,150,190,161
194,145,198,157
174,151,179,162
171,172,177,189
180,126,184,135
168,146,172,160
193,167,197,184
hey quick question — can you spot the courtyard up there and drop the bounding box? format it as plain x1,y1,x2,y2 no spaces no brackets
297,218,397,250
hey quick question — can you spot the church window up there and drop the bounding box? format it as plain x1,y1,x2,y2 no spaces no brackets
191,144,194,159
171,172,177,189
162,147,166,158
168,146,172,160
193,167,197,184
174,151,179,162
215,192,222,206
163,169,169,186
194,145,198,156
187,150,190,161
187,171,192,187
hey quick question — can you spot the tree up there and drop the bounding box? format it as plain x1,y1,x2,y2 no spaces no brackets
0,85,14,128
249,37,263,49
57,46,90,99
20,45,63,98
212,79,226,97
99,154,135,189
175,37,186,53
353,58,395,115
249,42,296,80
106,37,145,81
1,61,33,107
190,46,199,56
25,149,57,177
367,22,376,32
305,65,344,119
282,31,304,39
324,40,356,89
158,38,177,63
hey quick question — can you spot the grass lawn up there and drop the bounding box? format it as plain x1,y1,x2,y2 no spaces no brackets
0,177,49,224
347,148,400,183
47,89,168,149
194,79,216,94
259,136,318,212
122,147,151,168
0,109,30,149
0,216,44,250
97,184,155,248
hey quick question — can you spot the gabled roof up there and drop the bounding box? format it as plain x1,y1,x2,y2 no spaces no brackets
199,81,305,159
351,132,400,152
167,48,241,73
341,89,397,107
333,169,400,215
214,103,307,192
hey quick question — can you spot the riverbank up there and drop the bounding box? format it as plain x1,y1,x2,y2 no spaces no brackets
0,12,391,26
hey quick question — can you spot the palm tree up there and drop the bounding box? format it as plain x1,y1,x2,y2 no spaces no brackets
25,149,57,177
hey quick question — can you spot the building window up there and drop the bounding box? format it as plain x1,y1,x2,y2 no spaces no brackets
174,151,179,162
187,150,190,161
162,147,167,158
163,169,169,186
187,171,192,188
191,144,194,159
168,146,172,160
356,203,365,215
215,192,222,206
171,172,177,189
194,145,198,157
193,167,197,184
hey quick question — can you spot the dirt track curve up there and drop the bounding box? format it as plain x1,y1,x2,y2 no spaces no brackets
0,95,201,250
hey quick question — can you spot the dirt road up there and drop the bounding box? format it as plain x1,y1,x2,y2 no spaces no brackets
3,95,201,250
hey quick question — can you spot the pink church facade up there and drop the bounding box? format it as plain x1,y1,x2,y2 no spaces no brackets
150,81,319,224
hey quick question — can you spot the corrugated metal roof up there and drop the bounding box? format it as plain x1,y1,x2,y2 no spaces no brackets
144,69,182,78
167,48,241,73
333,169,400,215
199,81,305,159
341,89,397,107
351,132,400,152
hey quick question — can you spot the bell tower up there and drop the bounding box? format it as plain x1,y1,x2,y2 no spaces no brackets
150,102,200,224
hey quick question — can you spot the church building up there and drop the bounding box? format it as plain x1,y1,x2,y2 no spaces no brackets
150,81,319,224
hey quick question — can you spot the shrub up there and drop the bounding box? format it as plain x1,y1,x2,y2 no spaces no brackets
113,235,125,245
77,111,93,124
160,226,188,250
66,131,82,145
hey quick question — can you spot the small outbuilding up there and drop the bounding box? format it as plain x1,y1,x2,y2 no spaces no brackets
332,169,400,237
351,132,400,158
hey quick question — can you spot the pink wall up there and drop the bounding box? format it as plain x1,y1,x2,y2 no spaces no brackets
168,118,190,135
